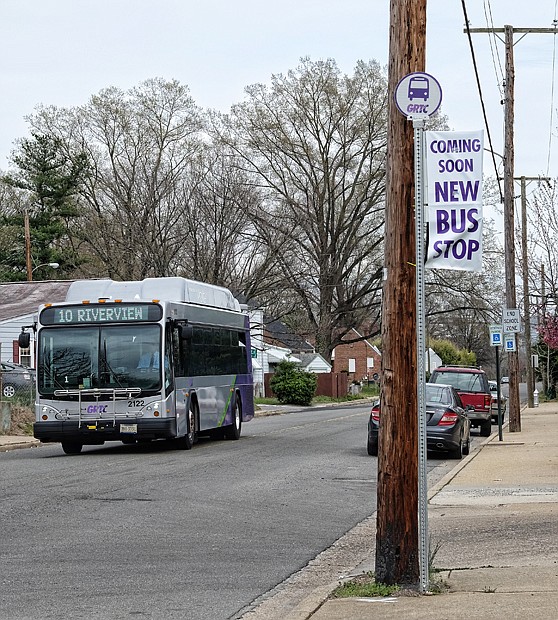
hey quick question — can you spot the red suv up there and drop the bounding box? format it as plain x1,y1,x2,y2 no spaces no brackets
429,366,493,437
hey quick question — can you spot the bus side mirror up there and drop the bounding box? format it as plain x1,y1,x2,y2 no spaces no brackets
179,325,193,341
18,331,31,349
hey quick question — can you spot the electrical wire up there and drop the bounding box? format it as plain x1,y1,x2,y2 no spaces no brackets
546,1,558,175
483,0,505,98
461,0,504,202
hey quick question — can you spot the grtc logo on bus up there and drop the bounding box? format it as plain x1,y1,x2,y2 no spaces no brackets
86,405,108,414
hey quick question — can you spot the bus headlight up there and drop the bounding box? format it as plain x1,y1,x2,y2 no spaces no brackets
143,402,161,416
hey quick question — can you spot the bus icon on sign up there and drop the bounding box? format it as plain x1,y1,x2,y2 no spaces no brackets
408,76,429,101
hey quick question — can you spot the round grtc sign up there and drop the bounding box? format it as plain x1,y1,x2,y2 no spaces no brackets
394,72,443,120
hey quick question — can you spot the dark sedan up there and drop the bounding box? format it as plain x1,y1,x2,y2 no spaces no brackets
367,383,471,459
1,362,35,399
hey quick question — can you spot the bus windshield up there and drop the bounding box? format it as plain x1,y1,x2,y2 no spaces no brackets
38,324,162,396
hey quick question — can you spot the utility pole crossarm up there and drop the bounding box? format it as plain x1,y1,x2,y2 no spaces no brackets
466,27,558,34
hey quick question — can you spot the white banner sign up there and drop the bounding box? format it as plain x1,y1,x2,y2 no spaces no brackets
425,130,484,271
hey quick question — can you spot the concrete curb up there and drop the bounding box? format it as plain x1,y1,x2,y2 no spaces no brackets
282,583,340,620
0,437,40,452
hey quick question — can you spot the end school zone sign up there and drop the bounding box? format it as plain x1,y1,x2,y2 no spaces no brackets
425,130,484,272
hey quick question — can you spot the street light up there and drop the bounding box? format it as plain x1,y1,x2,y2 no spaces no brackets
30,262,59,280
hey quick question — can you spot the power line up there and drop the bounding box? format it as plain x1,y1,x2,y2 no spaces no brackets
547,1,558,175
461,0,503,202
483,0,505,97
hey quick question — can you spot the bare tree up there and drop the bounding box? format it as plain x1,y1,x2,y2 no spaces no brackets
214,57,388,358
175,142,283,300
28,79,204,279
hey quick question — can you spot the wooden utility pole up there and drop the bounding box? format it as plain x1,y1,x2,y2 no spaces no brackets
519,177,550,407
467,23,558,432
24,209,33,282
375,0,426,586
502,24,521,432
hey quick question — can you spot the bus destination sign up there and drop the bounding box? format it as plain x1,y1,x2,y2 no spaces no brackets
41,303,163,325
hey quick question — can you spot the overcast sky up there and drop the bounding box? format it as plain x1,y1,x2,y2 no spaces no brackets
2,1,558,185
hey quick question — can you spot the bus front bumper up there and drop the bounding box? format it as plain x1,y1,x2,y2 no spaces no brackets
34,418,176,444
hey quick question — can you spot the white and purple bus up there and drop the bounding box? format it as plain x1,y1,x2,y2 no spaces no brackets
22,277,254,455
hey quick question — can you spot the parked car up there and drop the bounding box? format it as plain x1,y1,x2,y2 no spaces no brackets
488,380,507,423
429,365,492,437
367,383,471,459
501,376,509,384
0,362,35,399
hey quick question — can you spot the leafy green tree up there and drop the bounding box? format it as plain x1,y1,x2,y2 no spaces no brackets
270,360,317,406
0,132,88,280
431,339,476,367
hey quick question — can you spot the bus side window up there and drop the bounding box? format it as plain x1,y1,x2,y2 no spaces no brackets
238,332,248,374
172,327,185,378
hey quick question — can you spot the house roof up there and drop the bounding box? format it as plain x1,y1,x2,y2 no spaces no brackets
264,318,314,352
297,352,332,370
265,343,301,364
340,328,382,355
0,280,74,322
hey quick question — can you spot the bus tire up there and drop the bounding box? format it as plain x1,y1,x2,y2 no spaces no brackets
61,441,83,455
176,400,197,450
224,397,242,440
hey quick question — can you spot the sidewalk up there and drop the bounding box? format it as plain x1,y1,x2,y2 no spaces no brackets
0,433,40,451
304,400,558,619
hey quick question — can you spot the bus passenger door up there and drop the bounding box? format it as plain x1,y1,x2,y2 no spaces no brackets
175,386,188,436
171,325,188,437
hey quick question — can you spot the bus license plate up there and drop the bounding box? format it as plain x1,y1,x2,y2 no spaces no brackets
120,424,138,434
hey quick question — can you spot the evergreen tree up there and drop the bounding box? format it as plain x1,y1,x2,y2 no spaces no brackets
0,132,88,281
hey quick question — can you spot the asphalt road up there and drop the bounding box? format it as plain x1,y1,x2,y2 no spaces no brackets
0,404,476,619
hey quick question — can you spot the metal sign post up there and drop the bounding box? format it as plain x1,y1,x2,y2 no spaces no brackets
395,71,442,593
489,324,504,441
413,117,429,594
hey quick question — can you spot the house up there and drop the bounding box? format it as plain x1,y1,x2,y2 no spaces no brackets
426,347,443,374
0,280,74,366
297,352,332,374
331,328,382,384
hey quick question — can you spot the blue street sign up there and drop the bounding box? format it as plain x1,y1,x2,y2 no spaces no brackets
489,324,503,347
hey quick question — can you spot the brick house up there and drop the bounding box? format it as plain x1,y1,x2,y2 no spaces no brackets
331,328,382,384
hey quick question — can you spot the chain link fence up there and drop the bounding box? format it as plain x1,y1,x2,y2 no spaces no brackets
0,365,36,435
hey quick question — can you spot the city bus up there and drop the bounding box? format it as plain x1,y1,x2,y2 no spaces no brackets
20,277,254,455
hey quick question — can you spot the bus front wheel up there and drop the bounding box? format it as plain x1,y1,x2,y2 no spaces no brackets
61,441,83,455
176,401,197,450
224,398,242,441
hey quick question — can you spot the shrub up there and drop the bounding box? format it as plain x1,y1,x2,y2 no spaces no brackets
269,360,317,406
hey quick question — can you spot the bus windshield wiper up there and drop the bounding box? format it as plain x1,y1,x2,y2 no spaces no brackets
102,340,125,388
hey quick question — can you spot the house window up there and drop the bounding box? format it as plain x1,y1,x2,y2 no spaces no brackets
348,358,356,373
367,357,374,369
19,347,31,368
